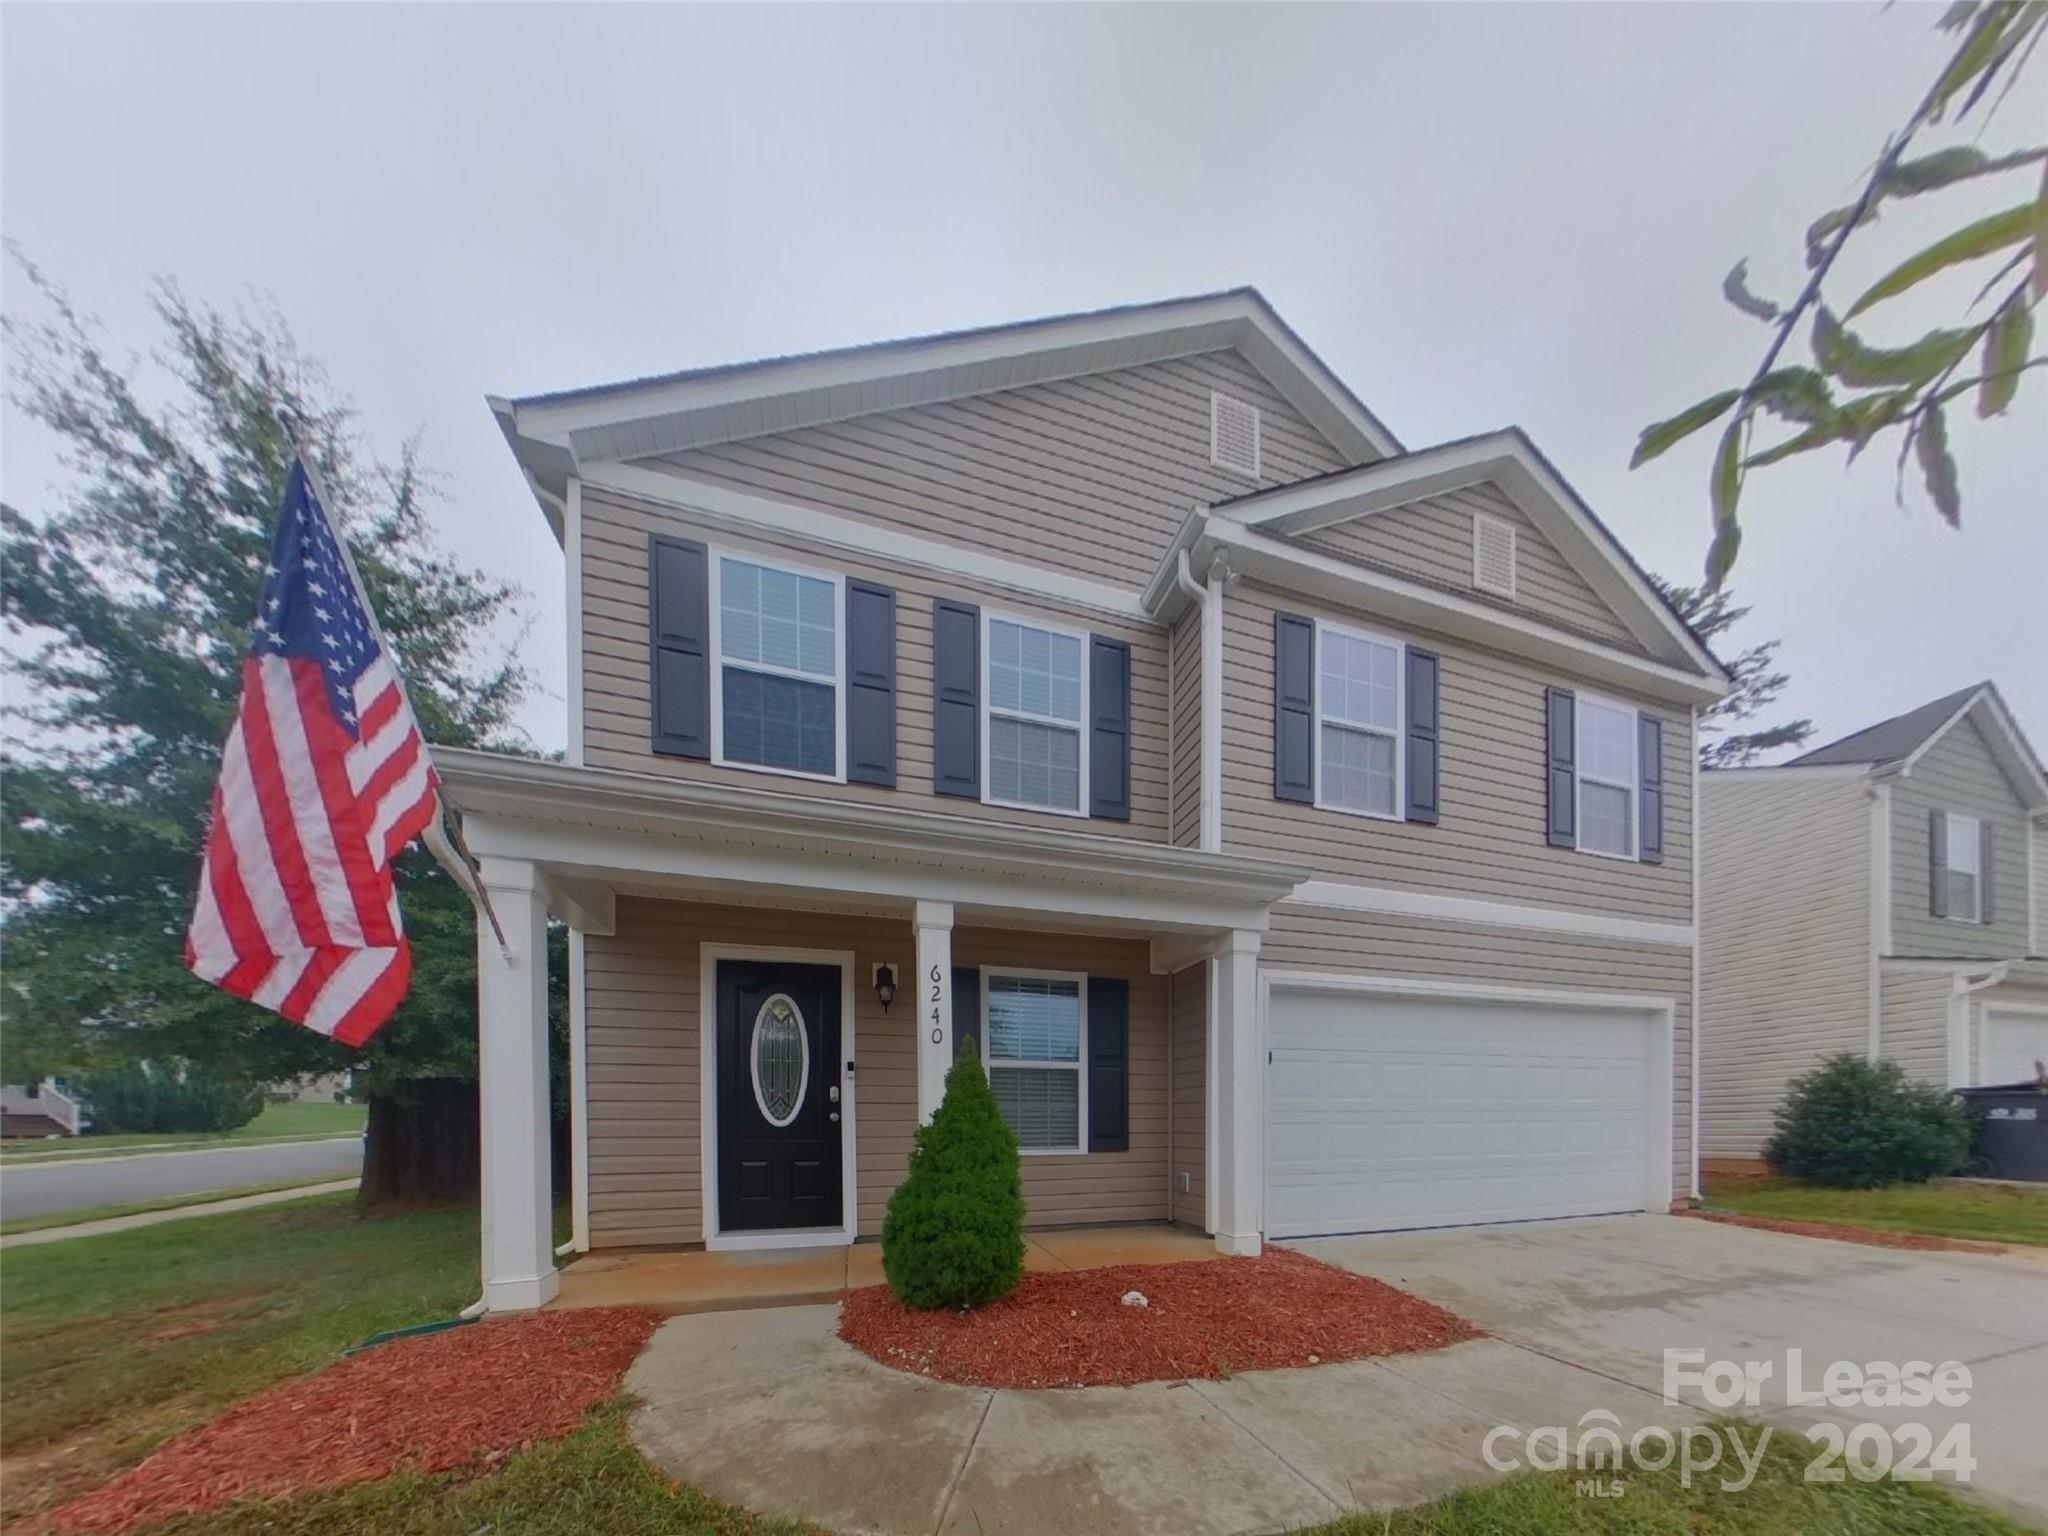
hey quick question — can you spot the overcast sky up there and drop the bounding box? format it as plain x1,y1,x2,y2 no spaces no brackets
4,3,2043,759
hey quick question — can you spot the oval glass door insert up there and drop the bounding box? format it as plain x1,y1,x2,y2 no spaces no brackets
750,994,809,1127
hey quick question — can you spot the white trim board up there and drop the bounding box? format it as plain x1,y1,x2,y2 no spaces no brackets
582,460,1154,625
699,944,860,1251
1283,879,1694,947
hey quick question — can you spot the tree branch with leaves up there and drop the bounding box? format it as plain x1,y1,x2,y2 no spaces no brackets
1635,1,2046,588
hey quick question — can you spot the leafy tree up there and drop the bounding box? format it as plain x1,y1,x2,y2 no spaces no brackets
1649,574,1814,767
1635,3,2046,586
881,1055,1026,1309
1,255,535,1184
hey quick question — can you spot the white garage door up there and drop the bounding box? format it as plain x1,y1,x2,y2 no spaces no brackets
1980,1010,2048,1086
1265,987,1661,1239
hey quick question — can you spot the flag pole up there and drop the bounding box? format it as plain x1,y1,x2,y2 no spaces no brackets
273,411,514,961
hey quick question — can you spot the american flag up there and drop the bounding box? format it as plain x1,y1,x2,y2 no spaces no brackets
185,461,441,1046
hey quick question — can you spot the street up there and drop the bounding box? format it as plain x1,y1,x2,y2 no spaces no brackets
0,1137,362,1222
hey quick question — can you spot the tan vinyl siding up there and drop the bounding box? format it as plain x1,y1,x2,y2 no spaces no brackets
1260,910,1694,1200
1879,968,1954,1086
1889,717,2033,959
1299,484,1645,652
643,350,1350,588
582,897,1169,1249
1698,773,1873,1158
1223,579,1694,922
1169,963,1206,1229
580,487,1169,840
1168,608,1203,848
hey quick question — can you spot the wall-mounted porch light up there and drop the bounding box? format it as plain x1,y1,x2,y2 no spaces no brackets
872,962,898,1012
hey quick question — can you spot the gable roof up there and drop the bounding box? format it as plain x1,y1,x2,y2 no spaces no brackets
490,288,1403,522
1790,681,2047,810
1197,428,1726,682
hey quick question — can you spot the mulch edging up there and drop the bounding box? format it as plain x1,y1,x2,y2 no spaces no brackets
1679,1206,2029,1257
839,1248,1479,1389
50,1306,660,1535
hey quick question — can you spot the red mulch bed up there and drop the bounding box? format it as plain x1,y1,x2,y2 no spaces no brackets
840,1249,1479,1388
49,1307,659,1536
1680,1206,2026,1256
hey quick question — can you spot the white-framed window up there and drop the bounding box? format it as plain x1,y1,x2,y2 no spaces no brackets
982,611,1089,816
982,969,1087,1154
1209,391,1261,479
1945,812,1982,921
710,550,846,782
1576,694,1639,858
1314,620,1404,820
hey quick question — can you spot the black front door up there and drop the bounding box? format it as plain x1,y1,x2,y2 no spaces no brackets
716,960,843,1232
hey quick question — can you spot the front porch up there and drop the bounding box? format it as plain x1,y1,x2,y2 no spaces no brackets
551,1223,1219,1314
436,748,1302,1312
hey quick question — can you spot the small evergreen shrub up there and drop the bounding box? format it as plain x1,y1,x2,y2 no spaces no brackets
882,1055,1026,1309
82,1064,266,1135
1763,1054,1971,1189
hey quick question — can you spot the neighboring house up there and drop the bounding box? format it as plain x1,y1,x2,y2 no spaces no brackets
1700,683,2048,1163
0,1078,89,1138
446,288,1729,1310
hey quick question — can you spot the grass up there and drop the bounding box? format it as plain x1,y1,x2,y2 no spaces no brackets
124,1407,2036,1536
1703,1175,2048,1247
0,1193,479,1524
0,1173,354,1236
0,1102,366,1162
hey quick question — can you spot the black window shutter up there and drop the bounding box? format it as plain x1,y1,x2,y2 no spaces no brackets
1405,647,1440,825
1087,977,1129,1153
1546,687,1577,848
845,580,897,787
1638,714,1664,864
932,600,980,798
1088,636,1132,821
1274,613,1315,803
1929,810,1948,918
1980,821,1996,924
953,967,981,1063
649,534,710,759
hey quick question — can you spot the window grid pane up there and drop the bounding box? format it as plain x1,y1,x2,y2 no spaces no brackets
1947,869,1978,918
1579,701,1635,786
722,669,835,776
988,619,1081,724
1320,631,1399,731
986,975,1081,1063
1319,722,1397,816
1580,779,1632,856
1948,817,1981,878
720,558,836,681
989,715,1081,811
989,1066,1080,1150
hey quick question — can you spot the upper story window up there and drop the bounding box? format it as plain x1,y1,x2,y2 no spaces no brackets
1943,812,1983,921
1576,695,1639,858
1209,391,1261,479
983,613,1088,815
713,554,843,781
984,970,1086,1153
1316,622,1404,820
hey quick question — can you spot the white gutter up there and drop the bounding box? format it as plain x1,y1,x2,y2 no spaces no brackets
1689,705,1701,1199
1172,539,1224,855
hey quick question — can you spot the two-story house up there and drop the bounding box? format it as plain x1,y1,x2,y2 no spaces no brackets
442,289,1729,1310
1699,683,2048,1165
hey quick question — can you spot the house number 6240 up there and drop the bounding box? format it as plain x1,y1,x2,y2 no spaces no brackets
929,964,945,1044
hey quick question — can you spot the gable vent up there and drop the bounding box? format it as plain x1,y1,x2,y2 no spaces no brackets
1209,391,1261,479
1472,512,1517,599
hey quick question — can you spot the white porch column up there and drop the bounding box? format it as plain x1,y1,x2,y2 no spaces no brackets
1212,929,1263,1256
915,900,955,1124
476,857,558,1311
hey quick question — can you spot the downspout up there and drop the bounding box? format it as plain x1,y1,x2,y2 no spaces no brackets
1689,706,1701,1199
1949,962,2011,1087
1171,543,1224,856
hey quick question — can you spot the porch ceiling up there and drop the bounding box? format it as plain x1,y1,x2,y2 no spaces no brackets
434,748,1304,941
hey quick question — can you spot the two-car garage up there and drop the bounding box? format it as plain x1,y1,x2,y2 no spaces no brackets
1262,979,1674,1240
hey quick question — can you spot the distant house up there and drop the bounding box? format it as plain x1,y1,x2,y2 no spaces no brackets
0,1078,89,1138
1700,682,2048,1164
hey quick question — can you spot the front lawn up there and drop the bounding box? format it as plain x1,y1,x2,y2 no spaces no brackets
1703,1175,2048,1247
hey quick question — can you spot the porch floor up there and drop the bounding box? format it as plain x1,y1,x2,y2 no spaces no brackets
552,1224,1217,1314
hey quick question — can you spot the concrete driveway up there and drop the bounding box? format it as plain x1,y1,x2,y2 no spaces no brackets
1297,1213,2048,1522
627,1215,2048,1535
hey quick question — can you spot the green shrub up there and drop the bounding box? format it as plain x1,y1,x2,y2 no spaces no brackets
1764,1054,1971,1189
881,1055,1026,1309
82,1064,266,1135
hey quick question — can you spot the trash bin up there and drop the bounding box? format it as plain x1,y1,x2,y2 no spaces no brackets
1955,1084,2048,1182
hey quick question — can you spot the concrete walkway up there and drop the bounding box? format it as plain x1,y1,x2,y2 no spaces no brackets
626,1214,2048,1534
0,1178,358,1249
